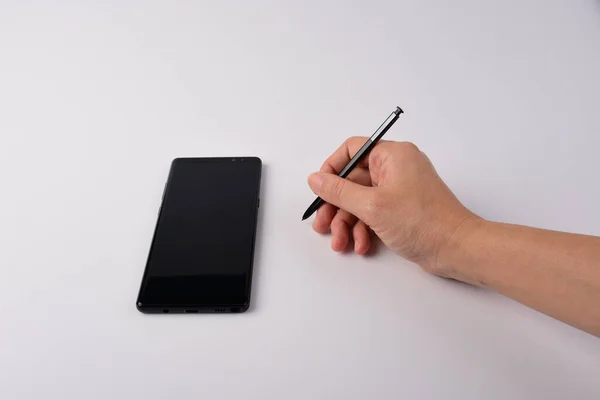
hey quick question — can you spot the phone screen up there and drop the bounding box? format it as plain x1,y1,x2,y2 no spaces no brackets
136,157,262,313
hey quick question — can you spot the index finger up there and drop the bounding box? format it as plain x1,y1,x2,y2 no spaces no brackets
320,136,387,174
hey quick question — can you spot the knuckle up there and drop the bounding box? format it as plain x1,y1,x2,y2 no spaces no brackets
398,141,420,153
364,192,386,220
322,177,346,201
368,147,386,167
329,178,346,200
370,142,393,164
331,217,348,231
346,136,365,145
421,151,433,165
372,192,389,210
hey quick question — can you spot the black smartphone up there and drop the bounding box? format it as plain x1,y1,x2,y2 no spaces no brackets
136,157,262,314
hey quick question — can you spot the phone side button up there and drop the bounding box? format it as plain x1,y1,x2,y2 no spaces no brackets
258,198,260,208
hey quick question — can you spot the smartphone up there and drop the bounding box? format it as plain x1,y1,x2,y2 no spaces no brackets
136,157,262,313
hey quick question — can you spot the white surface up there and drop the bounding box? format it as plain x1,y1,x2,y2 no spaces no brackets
1,1,600,399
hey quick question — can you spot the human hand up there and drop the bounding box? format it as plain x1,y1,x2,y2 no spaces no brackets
307,137,478,275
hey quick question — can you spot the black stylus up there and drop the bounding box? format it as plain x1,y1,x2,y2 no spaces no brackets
302,106,404,221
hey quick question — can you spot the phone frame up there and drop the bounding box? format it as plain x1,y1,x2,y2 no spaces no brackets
136,157,262,314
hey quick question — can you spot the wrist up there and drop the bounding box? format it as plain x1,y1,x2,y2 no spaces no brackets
435,215,489,284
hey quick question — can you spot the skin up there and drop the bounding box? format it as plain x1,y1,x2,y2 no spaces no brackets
307,137,600,337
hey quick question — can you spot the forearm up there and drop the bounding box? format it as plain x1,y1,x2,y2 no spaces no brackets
441,219,600,337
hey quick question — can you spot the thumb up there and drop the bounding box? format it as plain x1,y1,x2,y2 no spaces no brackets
308,172,374,221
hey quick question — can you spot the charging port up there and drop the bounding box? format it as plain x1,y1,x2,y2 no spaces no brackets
184,310,198,313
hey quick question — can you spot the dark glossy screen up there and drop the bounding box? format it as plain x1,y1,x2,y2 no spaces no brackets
137,158,261,308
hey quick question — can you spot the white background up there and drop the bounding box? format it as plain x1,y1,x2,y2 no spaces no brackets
1,1,600,399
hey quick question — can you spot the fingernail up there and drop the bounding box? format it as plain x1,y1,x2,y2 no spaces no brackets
308,173,324,195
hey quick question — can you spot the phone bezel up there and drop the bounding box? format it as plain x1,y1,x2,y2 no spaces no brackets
136,157,262,314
